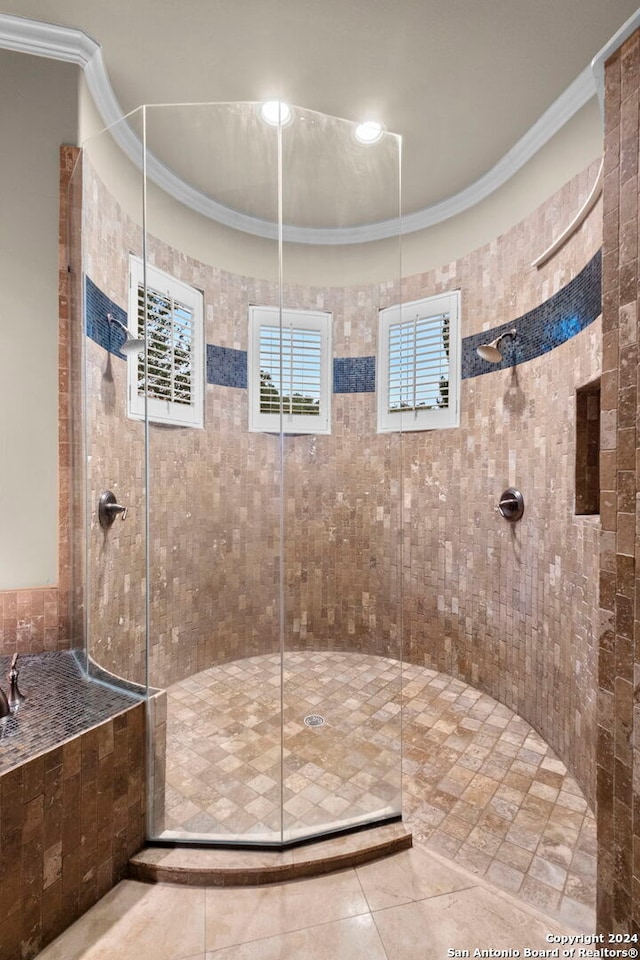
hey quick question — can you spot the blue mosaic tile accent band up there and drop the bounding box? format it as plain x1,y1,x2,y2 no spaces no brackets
333,356,376,393
85,276,129,361
461,250,601,379
87,250,601,392
206,344,248,388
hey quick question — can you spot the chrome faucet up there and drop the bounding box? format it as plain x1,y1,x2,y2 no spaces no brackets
7,653,25,712
0,653,25,718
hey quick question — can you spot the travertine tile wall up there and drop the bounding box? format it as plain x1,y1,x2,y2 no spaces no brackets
78,157,601,812
0,703,145,960
599,31,640,936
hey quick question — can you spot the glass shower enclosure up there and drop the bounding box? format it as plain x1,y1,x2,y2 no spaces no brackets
72,101,402,845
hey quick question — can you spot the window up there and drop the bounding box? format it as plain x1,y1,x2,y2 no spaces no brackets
248,306,332,434
128,256,204,427
377,292,460,432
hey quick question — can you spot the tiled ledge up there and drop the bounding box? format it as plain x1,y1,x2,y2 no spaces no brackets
129,821,412,886
0,650,143,774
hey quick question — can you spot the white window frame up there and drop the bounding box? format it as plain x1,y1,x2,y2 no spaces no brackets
248,306,332,435
377,291,461,433
127,256,204,428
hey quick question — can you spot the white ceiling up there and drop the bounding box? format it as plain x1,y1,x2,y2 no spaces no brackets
2,0,639,225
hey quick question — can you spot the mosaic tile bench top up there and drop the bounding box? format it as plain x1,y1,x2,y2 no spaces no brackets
0,650,142,774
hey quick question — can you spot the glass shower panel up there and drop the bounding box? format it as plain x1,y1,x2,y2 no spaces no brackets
78,101,403,846
77,114,148,691
280,109,403,841
142,104,283,842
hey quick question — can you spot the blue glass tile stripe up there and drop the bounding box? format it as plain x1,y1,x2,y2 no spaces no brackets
461,250,601,379
87,250,601,390
333,356,376,393
207,344,248,388
85,276,129,360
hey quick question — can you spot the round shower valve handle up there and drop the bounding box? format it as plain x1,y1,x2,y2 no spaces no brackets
495,487,524,522
99,490,128,528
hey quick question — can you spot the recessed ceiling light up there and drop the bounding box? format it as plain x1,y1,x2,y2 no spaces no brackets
354,120,384,144
260,100,292,126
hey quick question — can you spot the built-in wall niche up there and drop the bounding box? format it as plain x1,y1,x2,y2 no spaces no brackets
575,378,600,515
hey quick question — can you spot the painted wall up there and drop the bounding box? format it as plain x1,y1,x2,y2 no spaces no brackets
0,51,77,591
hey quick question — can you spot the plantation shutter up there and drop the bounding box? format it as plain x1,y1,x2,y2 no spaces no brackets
137,284,196,407
259,325,322,416
127,256,204,428
377,292,460,432
388,312,450,413
248,306,331,434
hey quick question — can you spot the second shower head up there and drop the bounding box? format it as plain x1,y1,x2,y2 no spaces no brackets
107,313,145,357
477,327,517,364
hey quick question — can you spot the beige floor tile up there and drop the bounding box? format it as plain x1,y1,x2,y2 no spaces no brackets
204,869,369,951
356,845,474,910
36,881,205,960
371,886,574,960
205,914,387,959
160,653,596,919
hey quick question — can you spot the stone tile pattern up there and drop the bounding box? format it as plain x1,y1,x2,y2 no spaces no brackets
0,701,145,960
0,651,141,775
599,31,640,936
159,652,595,929
77,154,602,823
0,590,64,658
159,651,401,842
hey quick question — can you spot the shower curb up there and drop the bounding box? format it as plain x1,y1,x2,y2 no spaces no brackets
128,821,412,886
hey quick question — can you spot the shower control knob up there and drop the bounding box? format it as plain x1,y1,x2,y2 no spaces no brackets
496,487,524,522
99,490,129,528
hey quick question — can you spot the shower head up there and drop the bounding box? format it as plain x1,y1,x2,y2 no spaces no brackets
477,327,517,364
107,313,145,356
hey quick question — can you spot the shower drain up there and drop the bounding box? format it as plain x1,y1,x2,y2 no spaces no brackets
303,714,325,727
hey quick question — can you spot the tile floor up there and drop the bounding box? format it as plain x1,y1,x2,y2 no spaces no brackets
35,842,587,960
38,654,595,960
160,652,595,928
163,652,402,841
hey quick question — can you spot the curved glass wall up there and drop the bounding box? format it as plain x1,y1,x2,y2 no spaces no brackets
73,102,402,845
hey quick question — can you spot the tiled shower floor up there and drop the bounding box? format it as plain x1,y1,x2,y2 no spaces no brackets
163,652,595,928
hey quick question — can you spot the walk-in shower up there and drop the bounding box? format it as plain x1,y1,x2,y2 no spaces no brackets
70,101,404,845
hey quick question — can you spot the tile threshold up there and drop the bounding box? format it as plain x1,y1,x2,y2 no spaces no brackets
128,821,412,886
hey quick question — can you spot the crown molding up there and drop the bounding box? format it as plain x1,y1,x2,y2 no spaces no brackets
0,12,599,245
0,12,97,65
